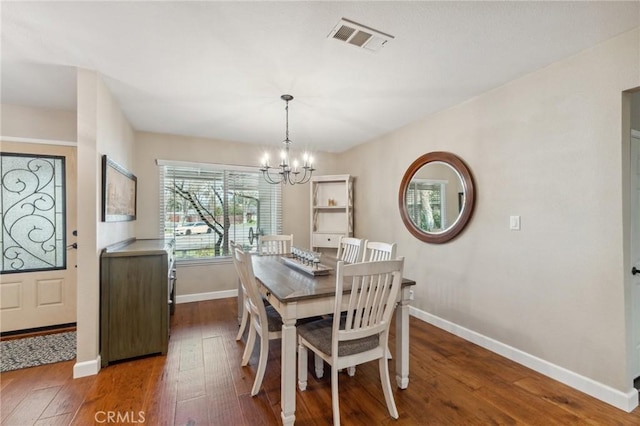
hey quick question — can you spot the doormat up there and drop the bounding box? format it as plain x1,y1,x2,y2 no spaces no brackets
0,331,76,372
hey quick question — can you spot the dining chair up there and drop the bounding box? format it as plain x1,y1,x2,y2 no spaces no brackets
258,234,293,255
336,236,366,263
297,258,405,425
231,245,283,396
232,241,251,342
318,236,366,377
236,234,291,340
363,241,398,361
364,241,397,262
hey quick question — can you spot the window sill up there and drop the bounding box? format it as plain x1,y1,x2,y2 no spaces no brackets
175,257,233,267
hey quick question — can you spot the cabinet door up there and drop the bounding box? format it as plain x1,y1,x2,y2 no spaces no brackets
107,255,165,361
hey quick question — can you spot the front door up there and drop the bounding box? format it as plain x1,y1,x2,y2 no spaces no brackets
631,130,640,381
0,142,77,332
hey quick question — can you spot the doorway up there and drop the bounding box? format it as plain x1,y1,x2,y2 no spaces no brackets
631,128,640,388
0,142,77,333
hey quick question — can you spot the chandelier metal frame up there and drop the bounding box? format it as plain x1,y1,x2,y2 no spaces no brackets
260,94,315,185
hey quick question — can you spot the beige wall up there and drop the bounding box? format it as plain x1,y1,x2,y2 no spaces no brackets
134,131,340,295
3,26,638,408
337,29,640,394
632,91,640,131
1,104,76,142
76,69,136,373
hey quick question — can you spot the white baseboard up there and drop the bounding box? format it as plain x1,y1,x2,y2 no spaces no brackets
73,356,101,378
410,306,639,413
176,289,238,304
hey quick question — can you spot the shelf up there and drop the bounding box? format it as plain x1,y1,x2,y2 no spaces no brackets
310,175,354,250
313,205,347,210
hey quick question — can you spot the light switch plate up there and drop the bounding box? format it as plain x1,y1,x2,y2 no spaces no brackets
510,215,521,231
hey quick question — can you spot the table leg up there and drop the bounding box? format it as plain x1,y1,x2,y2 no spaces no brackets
281,317,297,425
395,293,410,389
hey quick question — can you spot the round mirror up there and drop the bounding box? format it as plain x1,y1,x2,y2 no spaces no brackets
398,151,475,244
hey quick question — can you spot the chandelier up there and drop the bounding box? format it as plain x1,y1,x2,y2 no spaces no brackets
260,94,315,185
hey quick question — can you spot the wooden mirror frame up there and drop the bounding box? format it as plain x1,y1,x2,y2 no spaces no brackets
398,151,475,244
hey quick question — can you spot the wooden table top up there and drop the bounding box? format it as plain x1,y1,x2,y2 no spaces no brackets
252,255,416,304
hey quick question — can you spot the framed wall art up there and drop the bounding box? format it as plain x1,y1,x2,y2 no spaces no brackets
102,155,137,222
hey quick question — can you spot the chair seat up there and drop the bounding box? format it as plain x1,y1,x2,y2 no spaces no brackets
297,318,379,357
265,305,283,332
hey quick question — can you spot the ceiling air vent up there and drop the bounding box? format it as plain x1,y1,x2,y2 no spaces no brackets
328,18,394,53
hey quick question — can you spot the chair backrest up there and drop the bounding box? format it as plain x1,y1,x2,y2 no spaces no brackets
336,236,366,263
230,240,248,303
332,258,405,355
232,246,269,333
230,240,241,254
364,241,397,262
258,234,293,255
230,240,243,281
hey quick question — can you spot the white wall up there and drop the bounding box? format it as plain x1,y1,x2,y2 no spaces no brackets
75,69,136,377
337,28,640,404
134,131,340,295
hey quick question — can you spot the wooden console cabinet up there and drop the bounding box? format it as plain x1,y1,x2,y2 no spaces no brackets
100,238,175,367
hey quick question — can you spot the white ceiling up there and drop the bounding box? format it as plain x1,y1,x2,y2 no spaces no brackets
2,1,639,153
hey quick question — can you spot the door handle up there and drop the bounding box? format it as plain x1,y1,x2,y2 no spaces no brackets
633,267,639,275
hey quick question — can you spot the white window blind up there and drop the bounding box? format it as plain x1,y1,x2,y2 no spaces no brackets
158,161,282,261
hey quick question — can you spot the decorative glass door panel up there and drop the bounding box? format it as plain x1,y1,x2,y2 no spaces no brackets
1,153,66,273
0,144,77,332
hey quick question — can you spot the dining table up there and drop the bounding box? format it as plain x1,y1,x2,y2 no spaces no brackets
251,254,416,425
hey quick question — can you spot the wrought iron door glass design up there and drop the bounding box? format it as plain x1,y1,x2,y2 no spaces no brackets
1,153,66,273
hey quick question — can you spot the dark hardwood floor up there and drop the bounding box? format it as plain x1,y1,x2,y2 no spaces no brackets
1,298,639,425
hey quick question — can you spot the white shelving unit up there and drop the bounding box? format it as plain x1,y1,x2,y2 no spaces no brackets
310,174,354,250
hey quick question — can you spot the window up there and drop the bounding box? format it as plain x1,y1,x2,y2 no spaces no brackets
1,153,66,273
158,160,281,261
405,179,447,232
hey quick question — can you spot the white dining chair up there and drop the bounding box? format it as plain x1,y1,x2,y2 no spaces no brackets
231,245,283,396
336,236,366,264
258,234,293,256
363,241,398,362
364,241,397,262
297,258,405,426
236,235,292,340
318,236,367,377
231,241,251,342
